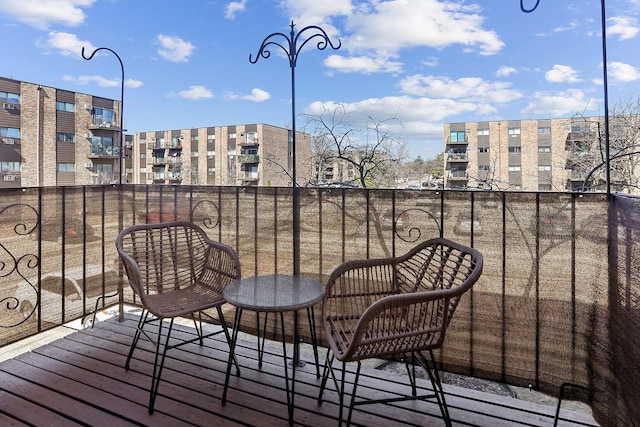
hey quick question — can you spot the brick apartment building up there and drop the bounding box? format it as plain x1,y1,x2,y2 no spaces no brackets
0,76,123,187
128,124,311,187
0,76,310,188
444,118,605,191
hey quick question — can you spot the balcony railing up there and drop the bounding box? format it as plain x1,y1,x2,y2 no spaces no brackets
238,154,260,164
0,185,637,426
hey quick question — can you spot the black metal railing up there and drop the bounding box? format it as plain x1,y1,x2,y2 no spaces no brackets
0,184,637,425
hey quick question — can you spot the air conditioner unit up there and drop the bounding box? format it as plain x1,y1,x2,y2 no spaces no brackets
84,133,92,138
2,138,15,144
84,104,92,110
3,103,15,110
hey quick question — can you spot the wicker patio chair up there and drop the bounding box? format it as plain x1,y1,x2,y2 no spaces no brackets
115,221,240,414
317,237,483,426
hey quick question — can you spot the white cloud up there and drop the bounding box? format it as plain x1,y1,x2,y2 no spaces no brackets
224,0,247,20
62,75,143,88
124,79,143,88
305,96,495,142
344,0,504,57
0,0,95,29
496,66,517,77
178,85,213,99
280,0,352,27
521,90,595,117
608,62,640,82
324,54,402,74
545,65,581,83
398,75,523,104
64,75,118,87
607,16,640,40
39,31,95,58
225,88,271,102
157,35,195,63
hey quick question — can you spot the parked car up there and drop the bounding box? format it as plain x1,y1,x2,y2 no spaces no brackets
30,218,95,244
14,264,120,327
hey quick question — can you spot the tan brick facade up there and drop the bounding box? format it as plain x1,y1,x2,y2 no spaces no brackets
444,118,574,191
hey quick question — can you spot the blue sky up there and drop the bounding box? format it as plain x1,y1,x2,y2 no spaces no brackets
1,0,639,159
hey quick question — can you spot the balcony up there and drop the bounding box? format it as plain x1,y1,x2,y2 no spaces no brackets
0,185,637,426
447,152,468,162
89,147,120,158
238,154,260,164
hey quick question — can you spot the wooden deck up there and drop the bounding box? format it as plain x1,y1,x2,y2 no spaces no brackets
0,315,598,426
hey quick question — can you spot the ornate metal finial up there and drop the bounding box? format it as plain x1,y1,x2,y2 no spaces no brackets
250,22,340,275
250,21,341,68
520,0,541,13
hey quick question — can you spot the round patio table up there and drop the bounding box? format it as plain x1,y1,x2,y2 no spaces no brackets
221,274,325,426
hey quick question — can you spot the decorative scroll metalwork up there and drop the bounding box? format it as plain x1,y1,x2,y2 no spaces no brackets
250,21,340,275
0,203,40,328
191,199,221,229
392,207,443,243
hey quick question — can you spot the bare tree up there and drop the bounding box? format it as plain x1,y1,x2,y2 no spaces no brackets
303,104,407,188
566,97,640,193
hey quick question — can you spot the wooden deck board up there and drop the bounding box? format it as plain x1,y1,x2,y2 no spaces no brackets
0,315,599,426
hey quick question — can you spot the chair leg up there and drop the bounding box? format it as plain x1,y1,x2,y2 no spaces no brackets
148,318,175,414
317,348,333,404
125,309,149,370
345,361,361,427
416,350,452,427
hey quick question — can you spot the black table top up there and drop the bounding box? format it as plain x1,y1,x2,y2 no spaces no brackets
223,274,325,312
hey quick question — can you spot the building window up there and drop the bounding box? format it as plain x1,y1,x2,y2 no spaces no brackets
56,101,75,112
508,165,521,172
93,108,115,127
191,152,199,157
478,147,489,153
0,92,20,104
538,165,552,172
207,134,215,141
477,129,489,136
191,135,199,141
508,146,521,153
242,147,258,155
57,163,76,172
538,146,551,153
0,127,20,138
91,135,116,156
449,131,465,142
538,127,551,134
478,165,490,171
228,132,236,139
56,132,75,143
508,128,521,136
1,161,20,172
207,151,215,157
538,184,552,191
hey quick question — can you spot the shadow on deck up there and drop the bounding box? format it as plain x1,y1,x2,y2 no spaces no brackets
0,314,598,426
